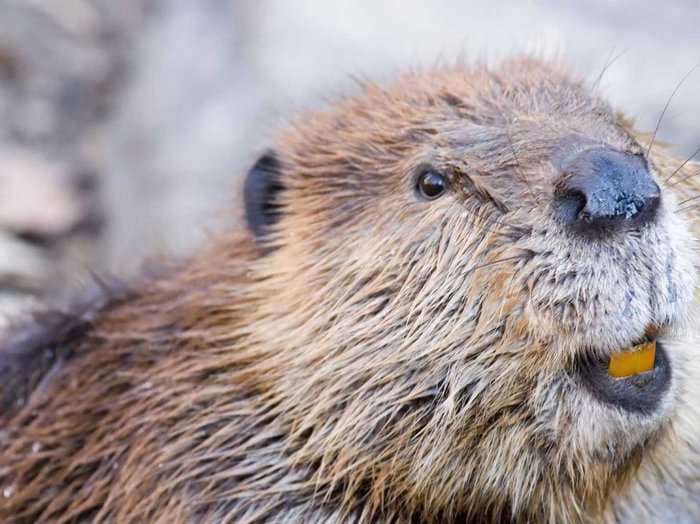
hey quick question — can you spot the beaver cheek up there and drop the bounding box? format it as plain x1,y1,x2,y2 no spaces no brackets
521,287,572,352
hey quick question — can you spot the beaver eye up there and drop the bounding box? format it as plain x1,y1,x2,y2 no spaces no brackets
417,170,447,200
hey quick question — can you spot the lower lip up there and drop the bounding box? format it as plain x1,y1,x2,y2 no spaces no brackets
576,343,671,414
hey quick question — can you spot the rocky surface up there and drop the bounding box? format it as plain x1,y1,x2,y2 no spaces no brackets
0,0,147,322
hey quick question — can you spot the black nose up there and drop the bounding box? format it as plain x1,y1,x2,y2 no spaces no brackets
554,148,660,235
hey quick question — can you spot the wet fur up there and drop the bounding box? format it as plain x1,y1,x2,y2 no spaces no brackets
1,58,700,523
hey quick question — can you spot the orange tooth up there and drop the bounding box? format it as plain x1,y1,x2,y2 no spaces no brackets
608,340,657,378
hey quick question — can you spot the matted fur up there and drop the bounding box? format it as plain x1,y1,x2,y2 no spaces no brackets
1,57,700,523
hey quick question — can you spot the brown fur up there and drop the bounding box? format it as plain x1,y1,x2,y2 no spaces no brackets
1,57,700,523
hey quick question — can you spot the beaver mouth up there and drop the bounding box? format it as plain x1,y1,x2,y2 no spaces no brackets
576,326,671,414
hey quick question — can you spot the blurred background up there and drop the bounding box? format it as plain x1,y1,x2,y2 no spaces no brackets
0,0,698,323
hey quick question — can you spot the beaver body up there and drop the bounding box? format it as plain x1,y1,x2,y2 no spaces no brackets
1,58,700,523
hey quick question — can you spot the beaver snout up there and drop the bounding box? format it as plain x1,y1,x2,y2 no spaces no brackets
554,148,661,235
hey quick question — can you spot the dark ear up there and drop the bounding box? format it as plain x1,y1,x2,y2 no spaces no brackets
244,151,285,240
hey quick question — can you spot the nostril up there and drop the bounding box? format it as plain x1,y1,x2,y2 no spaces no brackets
555,187,587,224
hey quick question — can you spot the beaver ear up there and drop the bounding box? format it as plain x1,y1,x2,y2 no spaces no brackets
243,151,285,240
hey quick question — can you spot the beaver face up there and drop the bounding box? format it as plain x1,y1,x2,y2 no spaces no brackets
245,58,696,519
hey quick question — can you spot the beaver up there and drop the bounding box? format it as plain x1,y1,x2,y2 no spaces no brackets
1,56,699,523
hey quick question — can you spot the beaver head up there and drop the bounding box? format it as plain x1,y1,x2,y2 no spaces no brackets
241,58,697,520
2,57,698,524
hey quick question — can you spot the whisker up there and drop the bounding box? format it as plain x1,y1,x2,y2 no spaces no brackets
667,166,700,187
591,48,627,91
471,201,535,241
675,204,700,217
464,254,527,276
467,212,518,239
676,206,700,216
646,64,699,157
505,128,540,206
675,193,700,209
451,205,531,243
665,144,700,183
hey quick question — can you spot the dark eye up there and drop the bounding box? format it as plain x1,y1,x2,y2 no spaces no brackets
417,170,447,200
